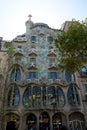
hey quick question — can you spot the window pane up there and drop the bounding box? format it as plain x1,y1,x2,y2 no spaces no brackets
81,67,87,76
56,87,65,107
30,58,36,63
67,86,80,106
23,87,32,107
10,67,21,82
65,71,71,82
28,72,36,79
7,85,20,107
49,72,57,79
84,84,87,92
31,36,36,42
47,36,53,42
32,86,41,107
47,86,55,106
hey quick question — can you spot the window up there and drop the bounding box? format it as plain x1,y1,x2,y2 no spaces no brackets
10,67,21,82
56,87,65,107
27,114,37,130
31,36,36,42
81,66,87,76
28,72,37,79
23,87,32,107
49,58,55,63
67,85,80,106
84,84,87,93
47,36,53,42
17,45,22,48
7,85,20,107
30,58,36,63
65,71,72,82
32,86,41,107
47,86,55,106
49,72,57,79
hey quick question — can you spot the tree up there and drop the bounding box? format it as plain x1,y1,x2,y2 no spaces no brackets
55,21,87,74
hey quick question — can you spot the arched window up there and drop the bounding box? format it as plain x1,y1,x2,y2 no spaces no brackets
67,85,80,106
26,113,37,130
7,85,20,107
69,112,85,130
52,113,62,130
39,112,50,130
23,87,32,107
56,87,65,107
10,67,21,82
81,66,87,76
32,86,41,107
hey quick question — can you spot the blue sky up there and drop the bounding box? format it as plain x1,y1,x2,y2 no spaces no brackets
0,0,87,40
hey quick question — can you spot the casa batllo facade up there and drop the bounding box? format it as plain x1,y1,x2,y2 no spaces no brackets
0,15,87,130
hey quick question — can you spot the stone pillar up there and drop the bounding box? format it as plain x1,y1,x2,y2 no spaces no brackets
19,116,23,130
66,114,69,129
50,113,53,130
37,114,39,130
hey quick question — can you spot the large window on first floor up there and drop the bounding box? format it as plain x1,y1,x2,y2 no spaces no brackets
67,85,80,106
23,86,41,108
56,87,65,107
7,85,20,107
47,86,65,107
23,86,32,107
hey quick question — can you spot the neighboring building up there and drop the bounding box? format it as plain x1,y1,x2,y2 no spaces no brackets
0,15,87,130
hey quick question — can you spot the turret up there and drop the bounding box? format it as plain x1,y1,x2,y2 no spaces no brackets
25,14,34,34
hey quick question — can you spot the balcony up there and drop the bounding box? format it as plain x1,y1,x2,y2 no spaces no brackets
28,62,37,70
28,48,37,56
12,59,24,67
48,63,57,70
48,49,56,57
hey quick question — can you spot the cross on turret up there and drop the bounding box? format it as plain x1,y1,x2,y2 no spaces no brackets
28,14,32,21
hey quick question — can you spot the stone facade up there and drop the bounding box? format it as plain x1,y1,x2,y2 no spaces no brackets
0,16,87,130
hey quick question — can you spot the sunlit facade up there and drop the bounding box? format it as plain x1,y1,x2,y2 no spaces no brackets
0,16,87,130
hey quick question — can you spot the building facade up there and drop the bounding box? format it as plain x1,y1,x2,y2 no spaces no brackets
0,16,87,130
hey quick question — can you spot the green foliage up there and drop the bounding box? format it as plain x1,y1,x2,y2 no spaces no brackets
4,42,15,55
55,21,87,73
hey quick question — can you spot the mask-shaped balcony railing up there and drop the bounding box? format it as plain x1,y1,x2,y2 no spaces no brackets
28,62,37,69
28,49,37,56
